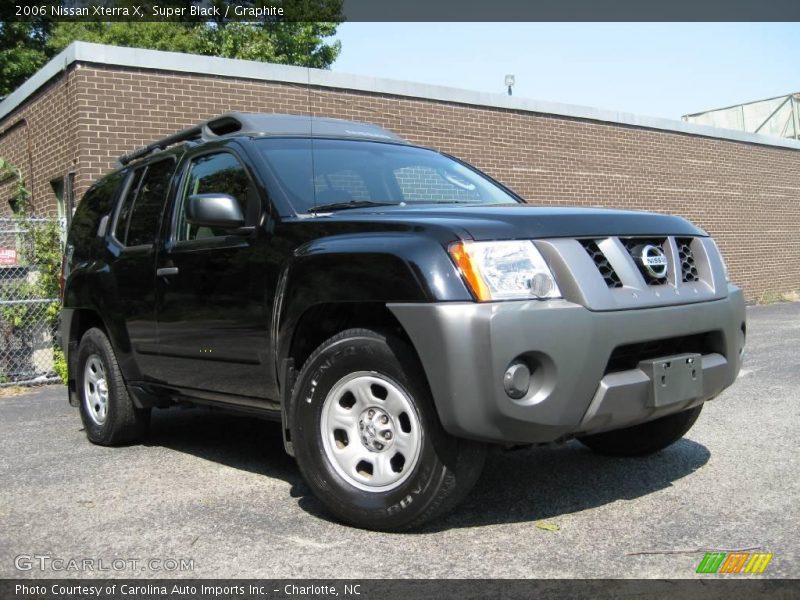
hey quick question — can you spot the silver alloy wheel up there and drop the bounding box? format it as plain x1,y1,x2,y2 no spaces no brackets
83,354,109,426
320,371,422,492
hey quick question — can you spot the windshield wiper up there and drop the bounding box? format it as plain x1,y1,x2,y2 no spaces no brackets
309,200,402,213
424,200,484,205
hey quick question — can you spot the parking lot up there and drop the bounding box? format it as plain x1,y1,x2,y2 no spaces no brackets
1,302,797,579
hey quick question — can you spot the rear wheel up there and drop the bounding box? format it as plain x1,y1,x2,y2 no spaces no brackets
577,405,703,457
290,328,486,531
77,328,150,445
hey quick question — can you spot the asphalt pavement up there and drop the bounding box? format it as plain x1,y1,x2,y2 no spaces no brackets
1,303,797,579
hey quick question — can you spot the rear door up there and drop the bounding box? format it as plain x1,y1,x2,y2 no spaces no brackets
153,147,271,399
107,157,176,381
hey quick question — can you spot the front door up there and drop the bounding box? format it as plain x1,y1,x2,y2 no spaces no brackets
153,149,271,399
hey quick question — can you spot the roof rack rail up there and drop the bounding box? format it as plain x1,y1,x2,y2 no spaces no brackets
118,124,202,166
117,112,406,166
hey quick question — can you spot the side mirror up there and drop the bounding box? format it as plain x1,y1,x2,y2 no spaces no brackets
186,193,245,229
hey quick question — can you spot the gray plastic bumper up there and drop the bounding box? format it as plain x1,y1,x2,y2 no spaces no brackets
388,286,745,444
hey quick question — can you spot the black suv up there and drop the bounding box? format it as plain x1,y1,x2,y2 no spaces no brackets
62,113,745,530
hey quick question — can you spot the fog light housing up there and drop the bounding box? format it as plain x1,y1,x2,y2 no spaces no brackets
504,361,531,399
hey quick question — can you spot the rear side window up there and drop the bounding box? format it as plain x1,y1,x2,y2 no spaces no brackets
127,160,174,246
68,170,126,258
113,168,145,243
114,159,175,247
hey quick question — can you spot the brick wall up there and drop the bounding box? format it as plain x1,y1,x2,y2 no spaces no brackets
0,70,79,219
2,62,799,301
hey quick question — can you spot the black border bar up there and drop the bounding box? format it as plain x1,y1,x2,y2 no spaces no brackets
4,579,800,600
3,0,800,22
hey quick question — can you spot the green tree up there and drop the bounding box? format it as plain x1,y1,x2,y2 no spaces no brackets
195,21,341,67
46,21,205,55
0,20,55,98
0,0,342,97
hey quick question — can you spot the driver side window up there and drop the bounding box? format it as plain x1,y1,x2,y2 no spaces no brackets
175,152,256,242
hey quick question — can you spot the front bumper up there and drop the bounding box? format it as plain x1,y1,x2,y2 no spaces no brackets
388,286,745,444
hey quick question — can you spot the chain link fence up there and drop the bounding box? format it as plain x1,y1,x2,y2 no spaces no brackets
0,217,65,385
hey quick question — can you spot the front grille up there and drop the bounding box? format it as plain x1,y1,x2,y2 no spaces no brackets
579,239,622,288
579,235,707,290
604,332,719,374
677,237,699,282
622,237,668,286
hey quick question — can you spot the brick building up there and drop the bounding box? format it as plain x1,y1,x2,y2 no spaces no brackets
0,41,798,301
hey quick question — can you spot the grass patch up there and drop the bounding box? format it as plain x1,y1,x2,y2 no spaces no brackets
757,290,800,305
0,386,34,398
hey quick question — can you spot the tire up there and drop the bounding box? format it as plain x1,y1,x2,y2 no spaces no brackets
577,404,703,457
76,327,150,445
290,328,486,531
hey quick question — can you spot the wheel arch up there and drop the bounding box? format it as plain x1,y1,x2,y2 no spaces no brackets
276,254,421,388
288,302,411,374
63,307,143,407
63,308,110,406
270,234,471,455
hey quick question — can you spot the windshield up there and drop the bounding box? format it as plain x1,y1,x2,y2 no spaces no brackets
255,138,520,213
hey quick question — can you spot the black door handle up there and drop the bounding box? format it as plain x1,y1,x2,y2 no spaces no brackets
156,267,179,277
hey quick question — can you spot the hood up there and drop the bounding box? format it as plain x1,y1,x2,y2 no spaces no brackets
319,203,707,240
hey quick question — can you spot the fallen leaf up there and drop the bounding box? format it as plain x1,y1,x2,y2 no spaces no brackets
535,521,560,532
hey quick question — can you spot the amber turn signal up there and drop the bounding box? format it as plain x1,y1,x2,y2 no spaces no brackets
448,241,492,302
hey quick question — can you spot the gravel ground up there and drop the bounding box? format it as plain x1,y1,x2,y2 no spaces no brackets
1,303,797,579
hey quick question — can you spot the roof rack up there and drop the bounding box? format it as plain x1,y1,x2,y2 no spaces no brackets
117,112,406,166
118,124,202,165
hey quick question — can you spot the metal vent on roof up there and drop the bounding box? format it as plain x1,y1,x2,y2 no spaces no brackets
204,115,243,137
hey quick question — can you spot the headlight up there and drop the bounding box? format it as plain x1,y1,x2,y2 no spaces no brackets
448,240,562,301
709,239,731,282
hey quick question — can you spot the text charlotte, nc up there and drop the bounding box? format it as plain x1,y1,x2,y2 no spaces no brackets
16,583,360,597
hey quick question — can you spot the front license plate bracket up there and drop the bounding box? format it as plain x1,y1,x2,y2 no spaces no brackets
638,353,703,408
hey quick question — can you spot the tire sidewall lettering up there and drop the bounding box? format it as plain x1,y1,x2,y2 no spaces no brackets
292,332,448,525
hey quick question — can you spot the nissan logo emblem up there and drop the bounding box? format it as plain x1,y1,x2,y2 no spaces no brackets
639,244,668,279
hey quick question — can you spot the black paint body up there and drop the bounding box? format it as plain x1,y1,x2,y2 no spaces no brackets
61,134,705,418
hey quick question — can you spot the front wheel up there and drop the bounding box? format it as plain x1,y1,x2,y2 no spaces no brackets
290,328,486,531
577,404,703,457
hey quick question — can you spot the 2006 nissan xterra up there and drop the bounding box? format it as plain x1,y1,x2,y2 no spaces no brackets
61,113,746,530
